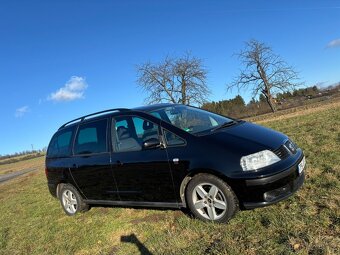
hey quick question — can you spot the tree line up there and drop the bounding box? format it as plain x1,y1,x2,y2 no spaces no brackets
202,84,339,119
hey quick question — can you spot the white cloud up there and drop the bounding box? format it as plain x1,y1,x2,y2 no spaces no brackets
48,76,88,102
326,39,340,48
15,106,30,118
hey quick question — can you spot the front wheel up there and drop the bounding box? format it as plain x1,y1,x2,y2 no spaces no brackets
186,174,239,223
59,184,89,216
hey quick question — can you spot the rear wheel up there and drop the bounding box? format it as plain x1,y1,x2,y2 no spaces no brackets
186,174,239,223
59,184,89,216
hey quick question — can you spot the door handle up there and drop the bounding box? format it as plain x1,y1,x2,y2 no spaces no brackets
115,160,123,167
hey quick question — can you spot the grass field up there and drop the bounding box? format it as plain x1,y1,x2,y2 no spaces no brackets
0,153,45,166
0,156,44,176
0,102,339,255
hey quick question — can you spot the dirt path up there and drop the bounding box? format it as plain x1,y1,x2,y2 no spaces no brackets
0,168,37,184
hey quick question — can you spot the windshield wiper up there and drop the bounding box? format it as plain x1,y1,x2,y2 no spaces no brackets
211,120,237,132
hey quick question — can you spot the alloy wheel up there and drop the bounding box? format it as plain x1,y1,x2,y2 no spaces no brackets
192,183,227,220
62,189,78,214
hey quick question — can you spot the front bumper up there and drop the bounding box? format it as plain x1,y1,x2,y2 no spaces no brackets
233,152,306,209
243,170,305,209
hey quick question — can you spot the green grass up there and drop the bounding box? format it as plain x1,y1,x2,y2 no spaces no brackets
0,104,339,255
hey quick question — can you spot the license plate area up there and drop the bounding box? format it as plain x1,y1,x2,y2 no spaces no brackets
298,156,306,175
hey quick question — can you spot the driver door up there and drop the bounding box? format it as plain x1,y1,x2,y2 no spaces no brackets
110,115,176,203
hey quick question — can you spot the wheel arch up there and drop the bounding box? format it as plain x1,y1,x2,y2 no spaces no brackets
55,168,85,199
179,168,237,207
56,183,65,198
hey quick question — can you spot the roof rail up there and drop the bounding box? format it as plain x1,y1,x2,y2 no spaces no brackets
58,108,130,130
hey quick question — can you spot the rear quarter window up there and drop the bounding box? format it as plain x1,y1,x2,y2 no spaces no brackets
47,127,75,158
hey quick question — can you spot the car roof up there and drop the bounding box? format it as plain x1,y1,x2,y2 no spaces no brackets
57,103,181,131
131,103,180,112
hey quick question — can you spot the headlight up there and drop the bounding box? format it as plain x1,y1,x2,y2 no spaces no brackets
240,150,280,171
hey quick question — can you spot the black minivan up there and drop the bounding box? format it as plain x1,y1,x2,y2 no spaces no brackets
46,104,306,223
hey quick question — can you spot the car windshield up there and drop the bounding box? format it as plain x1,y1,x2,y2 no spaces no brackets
149,105,234,135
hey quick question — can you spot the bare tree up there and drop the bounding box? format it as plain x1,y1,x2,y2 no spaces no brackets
137,53,210,105
228,39,301,112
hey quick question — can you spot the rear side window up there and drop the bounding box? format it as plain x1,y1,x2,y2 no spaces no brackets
47,127,75,158
74,119,108,155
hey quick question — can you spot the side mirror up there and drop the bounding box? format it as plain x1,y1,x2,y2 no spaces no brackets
143,138,160,149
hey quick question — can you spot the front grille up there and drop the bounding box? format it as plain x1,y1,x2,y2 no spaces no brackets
284,140,298,154
272,145,289,159
273,139,299,159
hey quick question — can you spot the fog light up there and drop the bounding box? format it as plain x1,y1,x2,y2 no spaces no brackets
264,184,290,202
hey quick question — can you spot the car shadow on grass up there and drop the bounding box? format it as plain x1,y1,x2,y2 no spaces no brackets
120,234,153,255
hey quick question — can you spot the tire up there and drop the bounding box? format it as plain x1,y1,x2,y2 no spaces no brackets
186,174,239,223
59,184,89,216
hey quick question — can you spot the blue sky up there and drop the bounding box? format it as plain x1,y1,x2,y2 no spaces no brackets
0,0,339,155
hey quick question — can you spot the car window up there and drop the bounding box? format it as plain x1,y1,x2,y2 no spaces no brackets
132,117,146,137
74,119,108,155
116,119,128,129
112,116,159,152
163,129,185,146
132,117,159,140
77,127,98,144
150,105,233,134
47,127,75,158
150,111,162,119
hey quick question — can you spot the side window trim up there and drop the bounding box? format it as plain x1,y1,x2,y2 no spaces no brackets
72,118,109,156
111,117,119,153
161,128,187,148
71,124,80,156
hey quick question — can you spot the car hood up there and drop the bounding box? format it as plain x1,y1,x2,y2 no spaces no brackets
208,121,287,151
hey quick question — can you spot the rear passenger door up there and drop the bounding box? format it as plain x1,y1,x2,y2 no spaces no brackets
70,118,118,201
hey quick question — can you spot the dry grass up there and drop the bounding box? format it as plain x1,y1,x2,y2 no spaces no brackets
0,156,44,175
245,96,340,123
